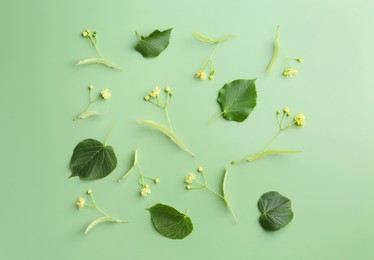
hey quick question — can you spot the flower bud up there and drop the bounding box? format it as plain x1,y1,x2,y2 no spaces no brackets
144,95,150,101
87,189,93,195
154,178,160,184
88,84,93,90
186,185,191,190
197,167,203,173
276,110,281,115
283,107,290,113
297,58,303,63
165,87,170,93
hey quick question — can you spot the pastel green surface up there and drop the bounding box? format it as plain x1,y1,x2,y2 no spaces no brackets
1,0,373,259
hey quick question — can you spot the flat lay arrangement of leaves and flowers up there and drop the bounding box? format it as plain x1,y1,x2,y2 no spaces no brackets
67,25,305,240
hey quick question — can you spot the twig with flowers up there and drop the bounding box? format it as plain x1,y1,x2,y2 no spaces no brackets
184,167,237,223
231,107,306,165
193,32,237,81
77,29,122,70
265,26,302,78
73,84,112,121
75,189,129,234
117,147,160,197
137,86,196,157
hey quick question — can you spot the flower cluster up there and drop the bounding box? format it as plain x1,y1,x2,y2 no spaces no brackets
75,189,128,234
117,148,160,198
277,107,305,128
73,84,111,121
184,167,237,222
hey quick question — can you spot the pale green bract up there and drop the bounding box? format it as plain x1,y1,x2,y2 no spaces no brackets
147,203,193,240
221,168,237,223
216,79,257,123
258,191,294,231
192,32,237,43
76,58,122,70
85,217,129,234
135,28,172,58
136,120,196,157
231,149,302,164
69,139,117,180
78,110,106,119
117,148,138,182
265,27,280,75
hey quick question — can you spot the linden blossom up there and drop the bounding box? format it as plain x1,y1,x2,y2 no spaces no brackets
193,32,237,81
77,29,122,70
138,86,196,157
75,189,129,234
231,107,306,165
73,84,111,121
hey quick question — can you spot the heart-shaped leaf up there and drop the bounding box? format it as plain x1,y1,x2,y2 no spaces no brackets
69,138,117,180
216,79,257,122
147,203,193,240
135,28,172,58
258,191,294,231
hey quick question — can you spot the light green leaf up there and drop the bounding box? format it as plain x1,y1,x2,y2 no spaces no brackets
192,32,237,43
221,168,237,223
118,148,138,182
258,191,293,231
78,110,105,119
147,203,193,240
69,138,117,180
216,79,257,122
265,26,280,75
135,28,172,58
136,120,196,157
231,149,302,164
85,216,129,234
76,58,122,70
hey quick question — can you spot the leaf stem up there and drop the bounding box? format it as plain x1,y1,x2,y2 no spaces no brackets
103,122,116,146
208,111,224,124
164,107,173,132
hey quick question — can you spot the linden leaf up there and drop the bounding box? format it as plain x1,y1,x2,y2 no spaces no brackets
216,79,257,122
136,120,196,157
147,203,193,240
85,217,129,234
258,191,294,231
69,139,117,180
135,28,172,58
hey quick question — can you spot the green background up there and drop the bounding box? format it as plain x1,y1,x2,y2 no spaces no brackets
1,0,373,259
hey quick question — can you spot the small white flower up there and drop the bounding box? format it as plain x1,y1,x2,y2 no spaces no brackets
150,87,161,98
140,187,151,197
76,197,85,209
185,173,196,184
101,89,112,100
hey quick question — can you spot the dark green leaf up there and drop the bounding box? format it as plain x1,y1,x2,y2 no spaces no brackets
69,139,117,180
135,28,172,58
147,203,193,240
258,191,293,231
217,79,257,122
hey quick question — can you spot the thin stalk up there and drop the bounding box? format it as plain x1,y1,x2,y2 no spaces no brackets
164,108,173,132
208,111,224,124
103,122,116,146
